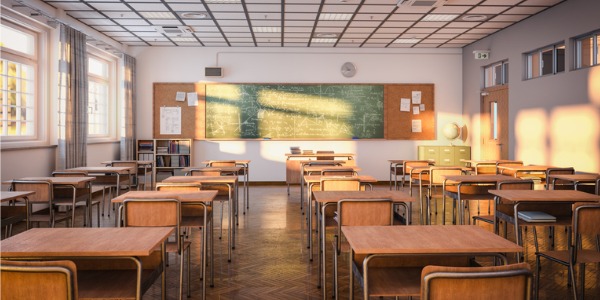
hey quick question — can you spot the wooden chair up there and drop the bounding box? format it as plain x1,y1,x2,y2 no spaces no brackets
421,263,532,300
155,183,212,265
11,180,71,228
1,259,78,300
52,171,101,227
321,168,357,176
187,169,232,240
332,198,394,299
425,167,463,225
1,203,27,238
535,202,600,300
545,167,575,190
110,161,138,190
120,198,191,299
402,160,433,189
206,160,237,176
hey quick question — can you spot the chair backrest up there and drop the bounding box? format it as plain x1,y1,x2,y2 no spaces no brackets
187,168,221,176
122,198,183,252
11,180,53,204
597,178,600,195
497,179,535,191
110,161,138,169
155,182,201,191
496,161,524,174
337,198,394,227
406,160,433,180
474,163,497,175
429,167,463,186
52,171,88,177
321,168,356,176
545,167,575,190
320,177,361,191
421,262,532,300
316,150,335,160
207,160,236,167
572,203,600,261
1,259,78,300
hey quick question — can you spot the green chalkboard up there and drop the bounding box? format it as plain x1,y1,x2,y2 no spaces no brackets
205,84,384,139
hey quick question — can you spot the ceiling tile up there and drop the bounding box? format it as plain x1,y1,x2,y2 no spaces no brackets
491,14,528,22
216,19,250,26
206,4,244,12
284,27,313,33
129,3,169,11
285,4,320,13
469,6,510,14
249,12,282,20
113,19,149,26
246,4,282,12
67,11,104,18
167,4,207,11
148,19,183,26
213,12,248,19
431,6,471,14
321,5,360,13
104,11,140,18
285,13,318,20
92,25,126,31
82,18,118,26
504,6,546,14
482,0,522,5
359,5,396,14
388,14,424,21
405,28,438,34
46,2,92,11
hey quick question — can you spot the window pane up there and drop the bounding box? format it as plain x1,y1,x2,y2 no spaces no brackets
491,101,498,140
541,48,553,75
89,57,108,78
0,24,35,55
503,63,509,84
596,34,600,65
579,37,593,68
531,52,540,78
493,64,502,85
1,58,36,137
556,44,565,73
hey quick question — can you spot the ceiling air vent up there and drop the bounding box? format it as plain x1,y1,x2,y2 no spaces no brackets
156,26,194,35
397,0,447,7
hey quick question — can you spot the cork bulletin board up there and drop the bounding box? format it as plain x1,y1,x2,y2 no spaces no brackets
153,82,435,140
153,82,206,140
384,84,435,140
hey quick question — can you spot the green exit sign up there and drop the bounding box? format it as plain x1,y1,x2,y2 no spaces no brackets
473,51,490,60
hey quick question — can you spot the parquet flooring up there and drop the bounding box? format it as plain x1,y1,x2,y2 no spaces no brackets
4,184,599,299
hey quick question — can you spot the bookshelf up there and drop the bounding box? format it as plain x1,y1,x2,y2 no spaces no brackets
136,138,192,178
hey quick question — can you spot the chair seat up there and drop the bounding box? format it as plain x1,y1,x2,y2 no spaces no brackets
538,249,600,264
445,185,492,195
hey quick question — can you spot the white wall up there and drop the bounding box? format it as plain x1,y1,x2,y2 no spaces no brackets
463,0,600,173
131,47,464,181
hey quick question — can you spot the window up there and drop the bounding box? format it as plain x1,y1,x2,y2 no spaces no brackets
484,61,508,88
490,101,498,140
88,54,110,137
525,43,565,79
0,21,37,139
574,30,599,69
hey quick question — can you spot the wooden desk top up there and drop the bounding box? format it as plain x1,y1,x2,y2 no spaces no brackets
1,191,35,202
488,189,600,203
201,160,251,165
497,165,555,173
548,174,600,182
304,175,377,184
67,166,134,174
16,177,95,186
182,166,243,174
312,190,415,203
111,190,218,204
304,165,361,173
0,227,173,258
342,225,522,255
285,153,354,158
442,174,519,184
163,175,238,184
102,160,154,166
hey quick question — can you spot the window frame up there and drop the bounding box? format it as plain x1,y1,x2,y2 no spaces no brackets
484,60,508,88
525,42,565,80
86,45,119,143
0,11,49,148
573,30,599,70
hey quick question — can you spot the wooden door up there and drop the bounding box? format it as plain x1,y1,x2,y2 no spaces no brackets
480,86,509,160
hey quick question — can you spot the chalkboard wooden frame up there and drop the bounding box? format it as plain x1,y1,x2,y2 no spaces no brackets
152,82,435,140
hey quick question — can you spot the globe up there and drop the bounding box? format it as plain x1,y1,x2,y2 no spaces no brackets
443,123,461,141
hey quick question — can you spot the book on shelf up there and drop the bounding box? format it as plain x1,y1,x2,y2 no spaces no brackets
171,156,180,167
517,211,556,222
179,141,190,154
138,140,154,151
157,146,168,154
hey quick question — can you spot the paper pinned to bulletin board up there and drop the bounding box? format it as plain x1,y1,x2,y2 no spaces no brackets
160,106,181,135
384,84,435,140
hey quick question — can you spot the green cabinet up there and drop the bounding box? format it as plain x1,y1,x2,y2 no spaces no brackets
418,146,470,166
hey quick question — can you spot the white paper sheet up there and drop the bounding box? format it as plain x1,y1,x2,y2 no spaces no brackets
412,91,422,104
160,106,181,135
412,119,422,133
175,92,186,102
420,104,425,111
187,92,198,106
400,98,411,112
413,106,420,115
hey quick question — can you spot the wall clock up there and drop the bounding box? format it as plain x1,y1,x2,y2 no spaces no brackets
341,62,357,78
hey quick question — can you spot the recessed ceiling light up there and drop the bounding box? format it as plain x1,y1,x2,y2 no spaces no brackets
319,13,353,21
315,33,338,38
253,27,281,33
311,38,337,43
180,12,209,19
393,38,421,44
461,15,488,21
139,12,176,19
422,14,458,22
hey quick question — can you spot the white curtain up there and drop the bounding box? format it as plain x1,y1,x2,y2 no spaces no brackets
120,54,136,160
57,24,88,169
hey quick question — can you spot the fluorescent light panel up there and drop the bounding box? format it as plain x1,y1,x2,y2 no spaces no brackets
319,13,353,21
311,38,337,43
139,12,176,19
422,14,458,22
253,27,281,33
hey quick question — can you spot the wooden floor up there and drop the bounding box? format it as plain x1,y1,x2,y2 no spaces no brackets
5,184,599,299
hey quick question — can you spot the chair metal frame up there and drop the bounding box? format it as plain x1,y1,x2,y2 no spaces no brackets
10,180,71,229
